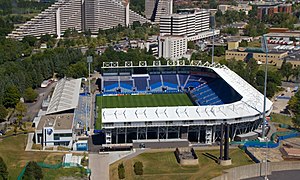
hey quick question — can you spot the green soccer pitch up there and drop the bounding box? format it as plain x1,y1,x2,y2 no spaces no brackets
95,93,193,129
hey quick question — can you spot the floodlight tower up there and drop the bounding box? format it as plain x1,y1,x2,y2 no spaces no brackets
86,56,93,133
210,11,216,64
261,35,268,139
87,56,93,94
261,35,269,180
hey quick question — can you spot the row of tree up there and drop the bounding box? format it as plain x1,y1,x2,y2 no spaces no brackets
0,47,86,111
280,61,300,82
58,22,159,49
0,0,53,15
118,161,143,179
215,10,247,27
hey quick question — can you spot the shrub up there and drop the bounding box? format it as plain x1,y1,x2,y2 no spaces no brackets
23,161,43,180
0,156,8,180
118,163,125,179
133,161,143,175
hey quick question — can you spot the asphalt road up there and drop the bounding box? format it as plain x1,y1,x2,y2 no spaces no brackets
244,170,300,180
24,82,57,122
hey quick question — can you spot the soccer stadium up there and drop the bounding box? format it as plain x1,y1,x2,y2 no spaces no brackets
95,60,273,146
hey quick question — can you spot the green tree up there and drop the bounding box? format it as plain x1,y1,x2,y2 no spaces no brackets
118,163,125,179
209,0,218,9
221,27,238,36
0,105,7,122
40,33,52,43
280,61,293,81
288,96,299,112
15,102,27,117
133,161,143,175
22,35,37,47
292,65,300,81
23,87,38,102
66,61,88,78
0,156,8,180
245,58,259,86
3,85,20,108
214,46,225,56
288,91,300,113
23,161,43,180
63,28,72,38
187,41,195,49
292,114,300,129
239,40,248,47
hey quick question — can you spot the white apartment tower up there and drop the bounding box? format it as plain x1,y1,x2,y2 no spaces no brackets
158,35,187,60
160,8,219,41
8,0,148,40
145,0,173,23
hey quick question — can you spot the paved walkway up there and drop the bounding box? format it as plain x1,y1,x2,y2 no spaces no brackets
244,170,300,180
88,150,145,180
267,122,277,139
25,133,34,151
89,153,109,180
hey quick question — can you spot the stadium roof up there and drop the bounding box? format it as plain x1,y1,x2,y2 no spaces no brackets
46,78,81,115
102,63,273,123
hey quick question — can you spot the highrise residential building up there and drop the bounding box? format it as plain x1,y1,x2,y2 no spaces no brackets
145,0,173,23
159,8,219,41
8,0,148,40
158,35,187,60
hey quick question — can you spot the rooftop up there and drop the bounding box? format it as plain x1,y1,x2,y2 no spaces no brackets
46,78,81,115
36,113,74,131
228,47,287,54
266,32,300,38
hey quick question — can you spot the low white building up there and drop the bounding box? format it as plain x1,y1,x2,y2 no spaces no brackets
158,35,187,60
35,113,75,147
138,39,159,56
34,78,82,148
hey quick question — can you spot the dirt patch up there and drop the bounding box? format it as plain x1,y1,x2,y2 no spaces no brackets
44,153,65,164
248,147,283,162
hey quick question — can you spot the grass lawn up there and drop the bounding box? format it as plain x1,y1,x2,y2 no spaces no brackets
110,148,254,180
270,113,293,126
100,94,193,108
0,135,85,180
258,64,279,72
213,55,226,62
248,40,261,47
95,93,193,129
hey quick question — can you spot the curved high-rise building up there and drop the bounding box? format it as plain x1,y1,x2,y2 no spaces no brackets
8,0,148,40
145,0,173,23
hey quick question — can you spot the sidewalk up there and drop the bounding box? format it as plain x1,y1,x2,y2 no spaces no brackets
89,149,145,180
25,133,34,151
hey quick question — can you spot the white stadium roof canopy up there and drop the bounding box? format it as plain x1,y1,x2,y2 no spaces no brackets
46,78,81,115
101,64,273,123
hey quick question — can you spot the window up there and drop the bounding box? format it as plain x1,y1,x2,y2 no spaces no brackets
54,134,59,140
54,133,72,140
